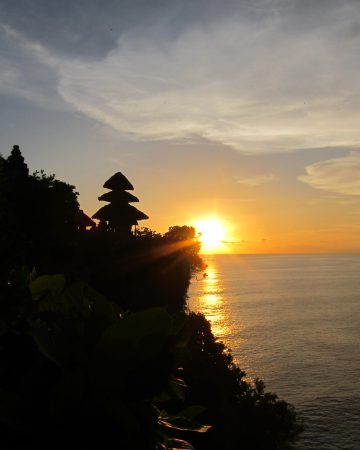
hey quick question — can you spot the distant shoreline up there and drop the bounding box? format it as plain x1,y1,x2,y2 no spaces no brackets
200,251,360,256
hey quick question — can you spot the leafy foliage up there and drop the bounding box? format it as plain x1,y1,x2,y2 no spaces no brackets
0,273,206,450
0,147,301,449
182,313,301,450
76,224,204,312
0,148,79,277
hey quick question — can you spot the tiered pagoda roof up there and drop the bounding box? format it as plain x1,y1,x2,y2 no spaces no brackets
92,171,148,233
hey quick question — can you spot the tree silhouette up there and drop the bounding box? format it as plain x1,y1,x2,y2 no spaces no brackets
0,146,80,276
0,148,301,449
92,172,148,236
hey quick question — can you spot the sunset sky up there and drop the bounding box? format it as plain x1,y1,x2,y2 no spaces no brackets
1,0,360,253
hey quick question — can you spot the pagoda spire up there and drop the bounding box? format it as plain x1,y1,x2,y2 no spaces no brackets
92,171,148,236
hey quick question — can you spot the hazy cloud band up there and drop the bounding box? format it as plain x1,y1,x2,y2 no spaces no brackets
2,0,360,154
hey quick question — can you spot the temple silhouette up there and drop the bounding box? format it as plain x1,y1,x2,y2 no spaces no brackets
92,172,148,236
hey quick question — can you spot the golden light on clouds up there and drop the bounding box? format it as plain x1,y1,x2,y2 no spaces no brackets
3,1,360,255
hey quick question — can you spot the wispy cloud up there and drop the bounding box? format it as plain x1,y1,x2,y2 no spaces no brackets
56,10,360,154
299,152,360,195
2,1,360,154
0,24,64,109
306,196,360,205
221,240,242,245
235,173,277,187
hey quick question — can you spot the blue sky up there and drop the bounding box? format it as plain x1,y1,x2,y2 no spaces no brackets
1,0,360,252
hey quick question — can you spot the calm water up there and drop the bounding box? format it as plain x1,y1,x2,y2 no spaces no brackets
188,254,360,450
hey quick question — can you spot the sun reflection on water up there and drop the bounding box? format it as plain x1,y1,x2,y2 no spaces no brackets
191,258,231,339
189,255,266,381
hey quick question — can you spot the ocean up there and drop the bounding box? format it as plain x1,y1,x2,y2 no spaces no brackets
188,254,360,450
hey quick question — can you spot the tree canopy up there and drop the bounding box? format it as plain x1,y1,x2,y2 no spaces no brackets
0,146,301,450
0,146,79,276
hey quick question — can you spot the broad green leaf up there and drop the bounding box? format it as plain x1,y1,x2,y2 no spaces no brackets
57,280,89,311
159,414,211,433
95,308,173,361
170,377,187,388
29,318,69,367
85,283,123,319
168,376,187,401
166,439,195,450
176,405,206,421
29,274,65,301
137,332,168,363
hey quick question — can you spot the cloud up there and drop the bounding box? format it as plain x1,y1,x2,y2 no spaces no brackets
0,25,65,109
235,173,277,187
2,1,360,153
0,0,252,60
221,240,242,245
56,7,360,154
299,152,360,195
0,0,138,59
306,196,360,205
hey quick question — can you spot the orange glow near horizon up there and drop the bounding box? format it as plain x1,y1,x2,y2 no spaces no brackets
193,217,229,254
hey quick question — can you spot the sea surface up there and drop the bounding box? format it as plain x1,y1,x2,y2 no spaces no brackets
188,254,360,450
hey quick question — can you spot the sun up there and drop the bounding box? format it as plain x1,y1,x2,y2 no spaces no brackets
193,218,227,253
